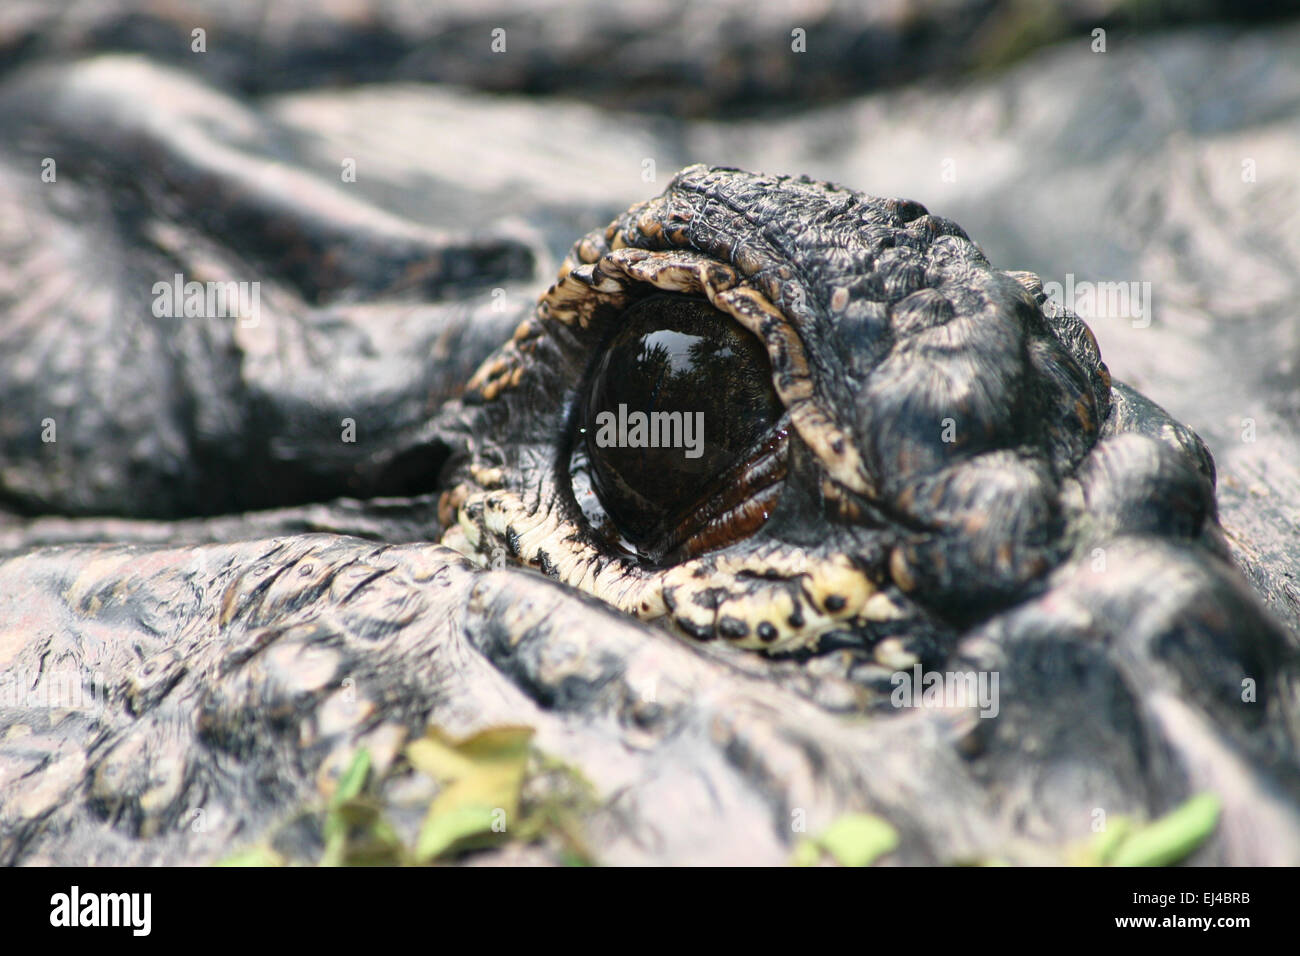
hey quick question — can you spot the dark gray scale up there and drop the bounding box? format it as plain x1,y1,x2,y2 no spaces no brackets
0,45,1297,869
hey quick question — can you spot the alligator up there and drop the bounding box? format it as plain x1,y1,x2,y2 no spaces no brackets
2,26,1300,865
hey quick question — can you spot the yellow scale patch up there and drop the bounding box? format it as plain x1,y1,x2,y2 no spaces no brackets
444,486,902,653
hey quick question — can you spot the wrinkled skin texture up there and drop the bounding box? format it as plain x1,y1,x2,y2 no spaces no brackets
2,9,1300,865
2,0,1285,115
444,165,1124,652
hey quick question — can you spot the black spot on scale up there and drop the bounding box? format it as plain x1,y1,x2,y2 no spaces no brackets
788,607,805,628
536,549,557,576
718,617,749,640
825,594,847,612
757,622,778,643
505,526,521,557
677,617,716,642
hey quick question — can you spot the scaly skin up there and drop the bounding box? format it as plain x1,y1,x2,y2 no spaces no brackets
444,166,1198,655
1,62,1298,864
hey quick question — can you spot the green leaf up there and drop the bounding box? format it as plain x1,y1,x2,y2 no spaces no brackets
455,726,535,760
416,805,500,862
408,726,534,863
790,839,822,867
1109,793,1221,867
816,813,899,867
407,727,534,782
216,845,285,867
320,826,348,868
560,849,594,867
331,747,371,808
1088,816,1134,866
406,737,481,782
218,726,605,868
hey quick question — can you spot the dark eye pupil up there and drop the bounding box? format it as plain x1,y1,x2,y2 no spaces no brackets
583,293,783,547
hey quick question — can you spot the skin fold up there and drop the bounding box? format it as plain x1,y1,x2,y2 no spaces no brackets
1,49,1298,865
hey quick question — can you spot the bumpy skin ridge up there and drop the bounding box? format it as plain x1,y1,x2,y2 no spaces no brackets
446,166,1163,647
1,150,1297,865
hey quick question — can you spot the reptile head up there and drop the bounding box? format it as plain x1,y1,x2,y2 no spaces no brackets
439,165,1143,655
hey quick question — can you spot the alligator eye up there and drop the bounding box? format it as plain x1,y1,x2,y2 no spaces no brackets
578,293,787,564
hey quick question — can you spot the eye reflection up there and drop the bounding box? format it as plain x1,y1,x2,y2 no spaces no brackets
579,293,786,562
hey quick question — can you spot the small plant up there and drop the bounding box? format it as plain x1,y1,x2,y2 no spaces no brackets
217,724,598,866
